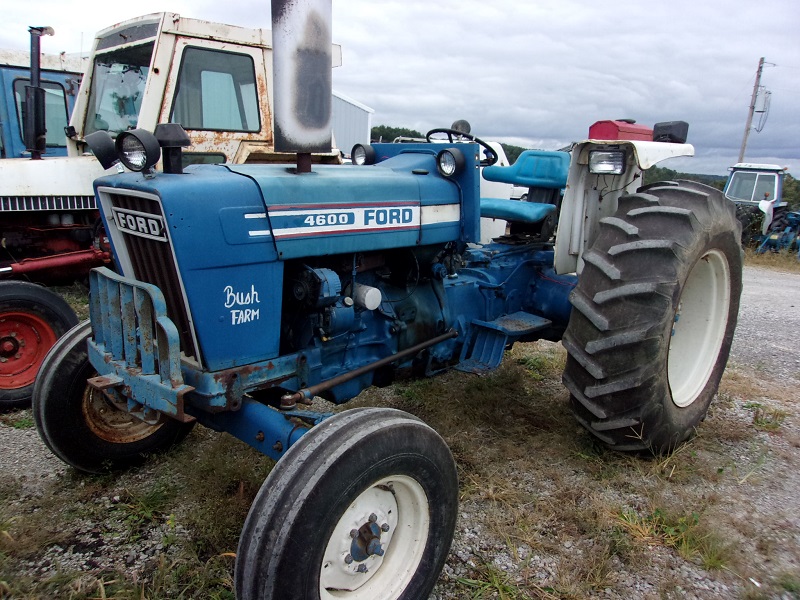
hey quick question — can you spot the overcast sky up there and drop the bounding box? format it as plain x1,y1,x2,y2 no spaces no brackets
2,1,798,175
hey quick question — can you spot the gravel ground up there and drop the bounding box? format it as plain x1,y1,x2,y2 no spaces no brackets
728,266,800,383
2,264,799,599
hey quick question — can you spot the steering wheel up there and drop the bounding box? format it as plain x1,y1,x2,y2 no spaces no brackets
425,128,499,167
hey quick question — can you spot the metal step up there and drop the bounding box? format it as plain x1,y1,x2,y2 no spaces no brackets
457,311,551,373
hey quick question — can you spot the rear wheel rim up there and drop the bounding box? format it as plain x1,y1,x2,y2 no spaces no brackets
0,311,58,389
667,250,731,408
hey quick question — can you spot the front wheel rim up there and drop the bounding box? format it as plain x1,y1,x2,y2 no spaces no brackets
319,475,430,599
667,249,731,408
82,386,165,443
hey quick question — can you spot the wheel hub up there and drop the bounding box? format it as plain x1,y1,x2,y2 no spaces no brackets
81,385,165,443
0,312,56,389
348,513,388,563
1,336,19,357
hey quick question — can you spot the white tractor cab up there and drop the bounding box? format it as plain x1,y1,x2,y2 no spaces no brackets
723,163,788,235
0,12,343,408
1,12,345,282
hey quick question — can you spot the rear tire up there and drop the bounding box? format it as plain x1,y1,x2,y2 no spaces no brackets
0,281,78,409
562,181,743,453
33,321,194,473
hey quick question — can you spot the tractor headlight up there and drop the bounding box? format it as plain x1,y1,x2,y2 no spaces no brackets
116,129,161,172
351,144,376,166
437,148,465,177
589,150,626,175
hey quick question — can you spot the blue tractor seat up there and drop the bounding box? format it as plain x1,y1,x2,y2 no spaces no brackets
480,198,556,225
480,149,569,225
482,149,569,189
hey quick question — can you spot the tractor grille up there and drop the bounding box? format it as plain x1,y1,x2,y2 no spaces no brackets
1,195,96,211
106,192,198,362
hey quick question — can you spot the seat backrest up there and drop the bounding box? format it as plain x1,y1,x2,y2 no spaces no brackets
482,150,569,190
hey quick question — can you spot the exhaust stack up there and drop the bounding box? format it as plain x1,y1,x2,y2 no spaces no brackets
25,26,55,159
271,0,332,173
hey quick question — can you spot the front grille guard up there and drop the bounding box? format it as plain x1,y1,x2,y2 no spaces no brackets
87,267,195,423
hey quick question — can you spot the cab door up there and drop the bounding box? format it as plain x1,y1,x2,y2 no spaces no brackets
161,39,273,164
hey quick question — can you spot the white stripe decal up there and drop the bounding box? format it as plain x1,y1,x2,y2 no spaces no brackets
421,204,460,225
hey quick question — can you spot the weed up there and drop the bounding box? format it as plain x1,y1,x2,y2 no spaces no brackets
616,508,732,568
0,410,34,429
778,572,800,593
52,282,91,320
743,402,788,430
456,561,534,599
114,482,174,531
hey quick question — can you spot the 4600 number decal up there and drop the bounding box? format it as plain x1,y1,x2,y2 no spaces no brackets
303,213,354,226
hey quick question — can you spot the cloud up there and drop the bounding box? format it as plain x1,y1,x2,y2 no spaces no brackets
3,0,798,174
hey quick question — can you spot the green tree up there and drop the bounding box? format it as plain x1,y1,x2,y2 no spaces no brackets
782,173,799,210
370,125,423,142
643,166,727,189
500,143,527,164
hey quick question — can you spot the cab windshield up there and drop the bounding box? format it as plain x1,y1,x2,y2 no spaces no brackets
726,171,777,203
84,42,154,137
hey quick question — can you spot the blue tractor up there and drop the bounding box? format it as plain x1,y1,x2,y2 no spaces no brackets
32,2,743,598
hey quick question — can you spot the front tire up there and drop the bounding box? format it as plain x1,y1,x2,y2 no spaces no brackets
0,281,78,409
235,407,458,600
562,182,743,453
33,321,194,473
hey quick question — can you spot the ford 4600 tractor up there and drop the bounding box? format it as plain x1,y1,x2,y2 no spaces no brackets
33,1,743,598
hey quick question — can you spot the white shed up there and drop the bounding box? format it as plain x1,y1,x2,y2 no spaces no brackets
332,90,374,156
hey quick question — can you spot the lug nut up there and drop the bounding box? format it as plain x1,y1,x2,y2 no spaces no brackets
356,564,368,573
350,529,358,539
381,523,390,532
368,513,377,523
344,554,353,564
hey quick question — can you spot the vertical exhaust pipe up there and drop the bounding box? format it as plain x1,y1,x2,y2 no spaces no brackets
25,26,55,160
271,0,333,173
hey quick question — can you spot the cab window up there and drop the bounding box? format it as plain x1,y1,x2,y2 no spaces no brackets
13,79,70,147
170,47,259,132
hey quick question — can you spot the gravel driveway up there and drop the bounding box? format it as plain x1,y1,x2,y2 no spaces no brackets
729,266,800,383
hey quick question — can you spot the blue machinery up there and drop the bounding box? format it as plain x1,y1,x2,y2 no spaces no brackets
86,140,575,460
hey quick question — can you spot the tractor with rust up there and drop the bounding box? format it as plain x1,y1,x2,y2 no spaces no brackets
33,1,742,598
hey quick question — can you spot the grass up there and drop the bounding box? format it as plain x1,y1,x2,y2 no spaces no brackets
743,402,789,431
2,331,797,597
0,411,34,429
744,247,800,272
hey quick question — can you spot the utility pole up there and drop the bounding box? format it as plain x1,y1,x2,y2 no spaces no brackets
738,57,765,163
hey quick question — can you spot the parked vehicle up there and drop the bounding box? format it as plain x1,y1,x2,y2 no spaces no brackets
0,13,342,408
34,1,743,597
723,162,789,245
0,45,83,159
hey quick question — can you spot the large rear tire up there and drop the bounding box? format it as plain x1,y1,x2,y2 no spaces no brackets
33,321,194,473
0,281,78,409
235,407,458,600
562,181,743,453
